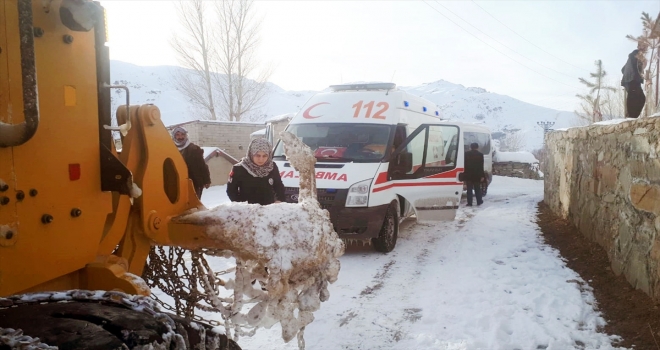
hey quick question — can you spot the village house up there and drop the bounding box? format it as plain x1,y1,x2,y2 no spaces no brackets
492,150,542,179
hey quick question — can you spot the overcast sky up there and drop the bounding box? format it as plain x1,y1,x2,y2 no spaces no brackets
100,0,660,112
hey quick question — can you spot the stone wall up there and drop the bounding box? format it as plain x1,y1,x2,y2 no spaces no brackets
168,121,264,160
544,116,660,300
493,162,541,179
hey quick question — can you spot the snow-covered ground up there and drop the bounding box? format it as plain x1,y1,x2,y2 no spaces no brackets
194,176,623,350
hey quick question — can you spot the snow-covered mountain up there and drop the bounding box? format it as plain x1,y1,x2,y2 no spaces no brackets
109,60,576,151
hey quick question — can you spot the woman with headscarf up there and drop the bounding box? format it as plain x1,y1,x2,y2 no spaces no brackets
226,138,285,205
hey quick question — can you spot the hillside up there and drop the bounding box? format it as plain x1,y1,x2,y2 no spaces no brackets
110,61,577,151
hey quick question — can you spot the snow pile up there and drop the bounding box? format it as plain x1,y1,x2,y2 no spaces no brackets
173,132,344,348
494,151,539,164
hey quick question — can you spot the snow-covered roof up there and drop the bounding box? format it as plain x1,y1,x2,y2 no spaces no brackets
251,128,266,136
202,147,219,159
201,147,238,163
494,151,539,164
167,120,264,128
266,113,295,123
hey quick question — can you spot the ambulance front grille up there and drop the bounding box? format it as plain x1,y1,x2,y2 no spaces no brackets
284,187,336,210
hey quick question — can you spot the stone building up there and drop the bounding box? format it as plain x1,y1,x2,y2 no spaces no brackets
492,151,542,180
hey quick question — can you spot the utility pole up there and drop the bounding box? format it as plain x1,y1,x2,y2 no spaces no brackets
537,121,555,144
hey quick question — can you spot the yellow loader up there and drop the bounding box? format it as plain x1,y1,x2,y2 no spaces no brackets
0,1,344,349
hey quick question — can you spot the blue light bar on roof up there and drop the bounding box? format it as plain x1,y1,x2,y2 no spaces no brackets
404,101,409,107
435,111,439,116
423,107,427,112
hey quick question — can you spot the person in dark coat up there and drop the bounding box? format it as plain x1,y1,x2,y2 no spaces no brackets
172,126,211,199
227,138,285,205
463,142,484,206
621,42,647,119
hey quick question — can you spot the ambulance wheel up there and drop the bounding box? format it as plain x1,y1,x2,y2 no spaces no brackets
373,202,398,253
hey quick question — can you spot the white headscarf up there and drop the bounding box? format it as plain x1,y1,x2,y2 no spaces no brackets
172,126,191,151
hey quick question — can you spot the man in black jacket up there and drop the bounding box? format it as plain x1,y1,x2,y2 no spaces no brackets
621,42,647,118
464,142,484,206
172,126,211,199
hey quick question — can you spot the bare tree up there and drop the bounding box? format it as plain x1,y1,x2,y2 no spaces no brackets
172,0,218,120
499,131,526,152
600,79,627,119
171,0,271,122
214,0,271,121
575,60,616,124
531,147,547,171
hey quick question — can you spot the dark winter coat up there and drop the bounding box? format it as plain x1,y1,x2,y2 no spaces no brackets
621,49,644,88
227,163,285,205
464,149,485,183
180,143,211,190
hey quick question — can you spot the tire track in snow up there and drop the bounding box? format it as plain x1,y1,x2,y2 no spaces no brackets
334,186,542,347
337,213,474,346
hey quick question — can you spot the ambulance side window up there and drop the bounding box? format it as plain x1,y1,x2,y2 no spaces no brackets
405,129,427,175
463,132,491,154
389,124,460,180
422,125,458,176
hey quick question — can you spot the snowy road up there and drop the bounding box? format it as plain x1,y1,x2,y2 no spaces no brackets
201,176,624,350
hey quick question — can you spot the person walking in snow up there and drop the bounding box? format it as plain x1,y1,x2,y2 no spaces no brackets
172,126,211,199
227,138,285,205
463,142,485,207
621,42,647,119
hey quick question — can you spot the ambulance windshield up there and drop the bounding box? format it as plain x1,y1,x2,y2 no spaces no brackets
273,123,393,162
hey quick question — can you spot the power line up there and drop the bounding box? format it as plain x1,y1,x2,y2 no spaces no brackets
470,0,591,73
433,1,578,80
423,1,582,91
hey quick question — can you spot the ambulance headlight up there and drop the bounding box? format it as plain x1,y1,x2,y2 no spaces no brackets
345,179,372,207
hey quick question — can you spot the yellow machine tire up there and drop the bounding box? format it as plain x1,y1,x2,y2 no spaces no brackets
0,300,241,350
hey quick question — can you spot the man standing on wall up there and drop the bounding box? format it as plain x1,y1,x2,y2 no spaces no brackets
464,142,485,207
621,41,647,118
172,126,211,199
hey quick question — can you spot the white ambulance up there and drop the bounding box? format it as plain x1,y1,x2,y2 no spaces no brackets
272,83,465,253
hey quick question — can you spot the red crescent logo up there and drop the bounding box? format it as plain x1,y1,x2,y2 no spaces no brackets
320,148,338,156
303,102,330,119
